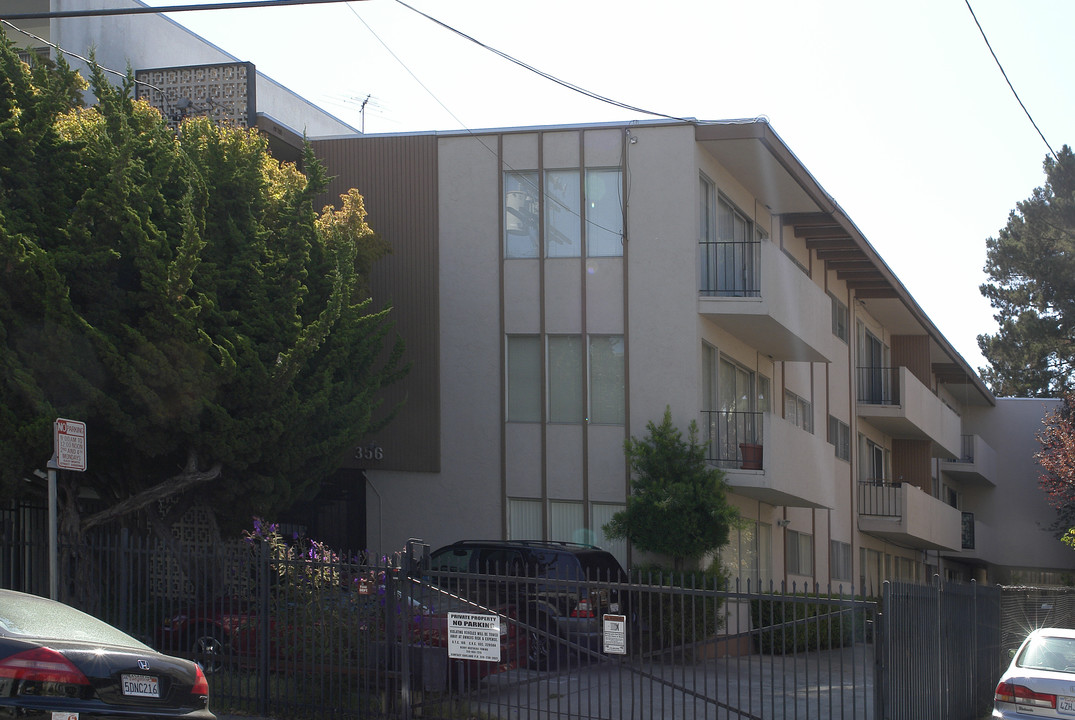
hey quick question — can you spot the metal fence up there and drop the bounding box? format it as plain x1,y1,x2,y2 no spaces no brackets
879,579,1002,720
0,520,1036,720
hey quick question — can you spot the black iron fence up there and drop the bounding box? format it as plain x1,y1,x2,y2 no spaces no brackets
0,513,1037,720
879,579,1002,720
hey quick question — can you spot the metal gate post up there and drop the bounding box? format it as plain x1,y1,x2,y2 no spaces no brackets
878,580,889,720
257,540,270,718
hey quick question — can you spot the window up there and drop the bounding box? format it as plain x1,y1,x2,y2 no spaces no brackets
787,530,814,576
718,357,762,461
550,501,584,543
507,335,541,421
757,375,771,414
504,171,540,258
506,168,623,259
857,322,891,403
720,521,772,589
784,390,813,433
508,334,624,425
700,189,761,296
828,415,850,461
859,436,888,482
830,540,852,581
860,547,883,595
548,336,583,422
585,169,623,257
545,170,581,257
508,498,543,539
702,343,718,412
830,292,849,343
589,335,624,424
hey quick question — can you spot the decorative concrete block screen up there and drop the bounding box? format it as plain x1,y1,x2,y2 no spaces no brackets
135,61,256,129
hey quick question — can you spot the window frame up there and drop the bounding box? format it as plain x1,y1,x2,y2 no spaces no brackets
506,334,542,422
828,415,851,461
504,171,540,258
787,530,814,577
584,167,624,257
830,539,852,581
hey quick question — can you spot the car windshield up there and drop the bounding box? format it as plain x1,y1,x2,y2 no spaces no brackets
1018,634,1075,672
0,590,150,650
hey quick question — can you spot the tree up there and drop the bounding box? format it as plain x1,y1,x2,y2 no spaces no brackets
603,407,739,571
0,40,406,546
979,146,1075,397
1037,394,1075,540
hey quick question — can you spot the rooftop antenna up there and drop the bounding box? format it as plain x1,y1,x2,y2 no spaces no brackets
360,94,371,133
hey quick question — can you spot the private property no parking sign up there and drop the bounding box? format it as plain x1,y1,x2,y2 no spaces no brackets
54,418,86,472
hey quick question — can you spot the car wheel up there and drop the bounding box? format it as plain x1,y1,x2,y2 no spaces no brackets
191,628,229,674
526,615,558,671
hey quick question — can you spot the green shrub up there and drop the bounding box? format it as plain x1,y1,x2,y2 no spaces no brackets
633,564,726,656
750,592,872,654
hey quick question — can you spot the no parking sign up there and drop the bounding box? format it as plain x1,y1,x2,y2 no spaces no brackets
54,418,86,472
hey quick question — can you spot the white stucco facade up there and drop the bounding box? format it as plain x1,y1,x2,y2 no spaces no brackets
359,119,1075,592
48,0,358,138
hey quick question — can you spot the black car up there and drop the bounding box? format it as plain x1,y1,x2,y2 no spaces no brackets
0,589,213,720
427,540,631,669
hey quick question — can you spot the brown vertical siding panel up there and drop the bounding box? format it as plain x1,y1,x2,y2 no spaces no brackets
311,136,440,473
892,438,932,494
891,335,931,388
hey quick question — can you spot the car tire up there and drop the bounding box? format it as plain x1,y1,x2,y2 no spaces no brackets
526,614,559,671
191,628,229,675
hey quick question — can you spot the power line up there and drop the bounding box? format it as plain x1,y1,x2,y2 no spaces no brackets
0,18,164,95
393,0,691,124
0,0,367,21
964,0,1057,162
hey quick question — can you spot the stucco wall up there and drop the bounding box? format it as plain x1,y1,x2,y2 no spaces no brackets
51,0,357,137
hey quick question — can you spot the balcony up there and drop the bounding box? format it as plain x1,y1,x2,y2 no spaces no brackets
702,410,835,509
856,366,961,458
857,481,962,551
939,434,998,487
698,239,833,363
942,512,992,564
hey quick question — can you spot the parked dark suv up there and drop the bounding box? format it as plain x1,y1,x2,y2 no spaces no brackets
426,540,631,669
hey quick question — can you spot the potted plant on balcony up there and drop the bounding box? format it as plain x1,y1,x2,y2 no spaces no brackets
738,442,763,470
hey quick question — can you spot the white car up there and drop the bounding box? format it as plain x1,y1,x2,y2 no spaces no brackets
995,627,1075,718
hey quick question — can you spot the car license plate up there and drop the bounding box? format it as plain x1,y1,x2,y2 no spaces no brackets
121,674,159,698
1060,695,1075,714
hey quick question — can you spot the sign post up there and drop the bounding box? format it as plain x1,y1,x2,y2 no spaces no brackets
49,419,86,599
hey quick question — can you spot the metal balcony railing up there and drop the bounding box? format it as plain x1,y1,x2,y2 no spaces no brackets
699,240,760,297
858,480,903,518
856,366,901,405
700,409,763,468
962,511,975,550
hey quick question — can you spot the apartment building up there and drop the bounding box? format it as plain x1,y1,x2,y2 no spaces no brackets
16,4,1073,590
314,119,1073,591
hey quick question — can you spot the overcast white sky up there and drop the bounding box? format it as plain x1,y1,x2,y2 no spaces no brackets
153,0,1075,374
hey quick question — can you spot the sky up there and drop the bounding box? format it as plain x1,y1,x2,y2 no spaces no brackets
146,0,1075,374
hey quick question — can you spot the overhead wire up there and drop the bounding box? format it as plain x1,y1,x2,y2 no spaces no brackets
0,0,369,21
0,18,166,98
964,0,1058,163
392,0,691,125
342,1,632,240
